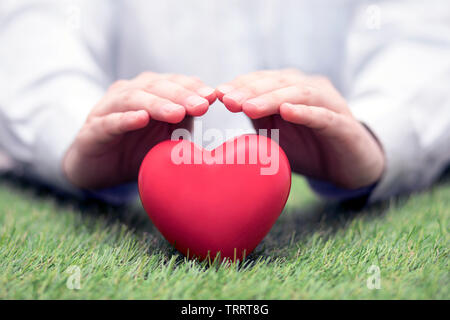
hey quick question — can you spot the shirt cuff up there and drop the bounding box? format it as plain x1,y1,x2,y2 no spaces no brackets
307,178,376,201
83,183,139,205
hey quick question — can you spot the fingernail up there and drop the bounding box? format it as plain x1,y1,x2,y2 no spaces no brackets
223,91,246,105
197,86,215,97
186,95,208,109
217,85,234,95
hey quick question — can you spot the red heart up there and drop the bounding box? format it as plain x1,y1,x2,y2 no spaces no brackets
138,134,291,261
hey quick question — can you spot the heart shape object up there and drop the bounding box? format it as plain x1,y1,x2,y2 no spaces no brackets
138,134,291,261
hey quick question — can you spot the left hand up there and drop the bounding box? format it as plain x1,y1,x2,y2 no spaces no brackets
217,69,385,190
63,72,216,189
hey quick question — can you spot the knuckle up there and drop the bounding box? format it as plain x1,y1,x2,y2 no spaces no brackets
277,77,291,86
117,114,128,131
294,85,314,100
154,78,172,87
303,106,313,118
314,109,335,131
289,84,304,97
120,89,138,107
301,86,313,96
269,89,283,102
109,80,128,91
324,109,335,123
144,78,168,91
241,84,258,96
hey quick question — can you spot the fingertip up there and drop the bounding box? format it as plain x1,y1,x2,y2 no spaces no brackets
197,87,217,104
222,97,240,113
241,101,261,119
216,85,234,101
206,92,217,105
215,88,225,101
187,103,209,117
222,91,247,113
185,96,209,116
194,103,210,116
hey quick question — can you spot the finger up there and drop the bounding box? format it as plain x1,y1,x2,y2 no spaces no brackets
216,71,272,100
143,79,210,116
111,89,186,123
279,103,342,134
133,72,215,111
242,85,327,119
89,110,150,145
221,74,299,113
216,69,304,100
161,74,216,104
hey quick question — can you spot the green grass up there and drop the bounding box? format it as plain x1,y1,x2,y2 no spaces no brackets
0,174,448,299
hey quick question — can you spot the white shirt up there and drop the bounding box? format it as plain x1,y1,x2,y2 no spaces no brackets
0,0,449,203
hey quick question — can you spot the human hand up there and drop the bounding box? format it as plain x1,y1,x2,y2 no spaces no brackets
63,72,216,189
217,69,385,189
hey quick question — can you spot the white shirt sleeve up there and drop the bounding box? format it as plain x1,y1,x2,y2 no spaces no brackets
0,0,115,195
338,0,450,202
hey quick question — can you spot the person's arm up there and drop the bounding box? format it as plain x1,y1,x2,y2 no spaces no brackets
311,0,450,202
0,0,115,196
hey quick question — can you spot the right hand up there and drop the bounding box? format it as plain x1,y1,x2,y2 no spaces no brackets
217,70,385,190
63,72,216,189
